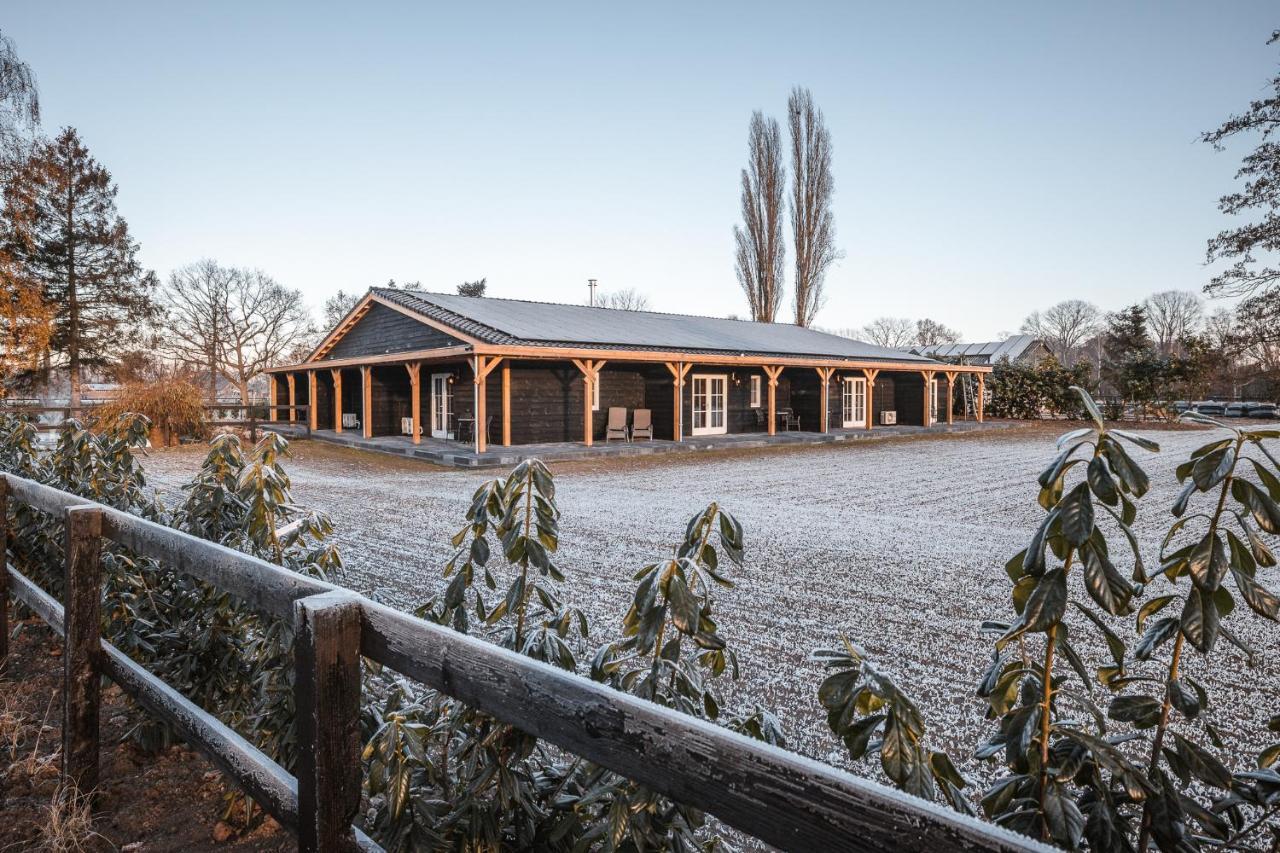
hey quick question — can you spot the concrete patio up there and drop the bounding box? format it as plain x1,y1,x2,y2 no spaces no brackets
264,420,1019,468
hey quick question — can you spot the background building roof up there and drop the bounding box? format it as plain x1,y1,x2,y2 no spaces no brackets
905,334,1043,362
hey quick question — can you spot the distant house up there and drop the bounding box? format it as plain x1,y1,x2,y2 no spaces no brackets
78,383,122,406
904,335,1052,366
264,289,992,455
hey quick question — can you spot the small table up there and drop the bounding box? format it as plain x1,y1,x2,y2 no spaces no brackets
456,416,475,442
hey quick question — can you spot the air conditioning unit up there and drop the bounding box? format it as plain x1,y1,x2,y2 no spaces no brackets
880,410,897,425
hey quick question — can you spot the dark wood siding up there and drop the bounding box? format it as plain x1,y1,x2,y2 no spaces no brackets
324,303,463,361
314,371,335,429
681,366,787,436
338,368,362,425
369,365,413,437
892,373,927,426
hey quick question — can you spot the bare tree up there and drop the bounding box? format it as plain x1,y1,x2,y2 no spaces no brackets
219,269,315,404
323,290,361,327
915,318,960,348
734,111,786,322
859,316,915,349
599,288,651,311
0,30,40,174
788,87,840,327
159,259,235,401
1021,300,1101,364
1144,289,1203,355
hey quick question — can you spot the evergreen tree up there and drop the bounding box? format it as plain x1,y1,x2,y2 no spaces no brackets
2,127,157,406
1101,305,1156,402
457,277,486,297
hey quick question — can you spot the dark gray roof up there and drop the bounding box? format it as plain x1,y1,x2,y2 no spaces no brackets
906,335,1043,361
375,289,936,363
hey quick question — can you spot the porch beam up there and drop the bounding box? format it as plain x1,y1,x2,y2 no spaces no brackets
815,367,835,433
307,370,318,431
665,362,692,442
977,372,986,423
406,362,421,445
502,364,511,447
268,375,278,422
945,371,957,426
360,366,372,439
330,369,343,433
862,369,880,430
286,373,297,423
920,370,936,427
763,366,783,436
573,359,605,447
471,356,504,454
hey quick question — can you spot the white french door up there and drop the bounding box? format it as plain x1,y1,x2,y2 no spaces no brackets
430,373,452,438
842,377,867,428
930,379,940,425
691,374,727,435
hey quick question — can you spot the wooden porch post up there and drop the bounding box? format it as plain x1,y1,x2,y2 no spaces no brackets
268,375,278,422
572,359,605,447
862,368,880,430
945,372,957,425
977,372,986,422
502,364,511,447
360,366,372,439
331,369,343,433
308,370,318,431
287,373,297,423
472,356,504,454
665,362,691,441
920,370,936,427
814,367,834,432
406,362,421,445
764,366,783,436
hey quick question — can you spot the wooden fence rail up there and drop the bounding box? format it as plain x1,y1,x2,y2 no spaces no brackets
0,472,1048,853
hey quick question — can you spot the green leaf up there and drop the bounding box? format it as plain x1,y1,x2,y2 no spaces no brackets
666,574,700,635
1087,455,1119,506
1111,429,1160,453
1187,532,1228,593
1180,587,1220,653
1236,478,1280,534
1023,568,1068,633
1108,694,1162,728
1137,595,1177,633
1231,566,1279,620
1191,445,1235,491
1082,544,1134,616
880,716,915,786
1073,386,1105,429
1059,483,1094,547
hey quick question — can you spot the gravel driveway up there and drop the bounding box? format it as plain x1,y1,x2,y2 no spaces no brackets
140,424,1280,790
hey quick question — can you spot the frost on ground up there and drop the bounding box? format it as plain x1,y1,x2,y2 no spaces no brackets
141,427,1280,792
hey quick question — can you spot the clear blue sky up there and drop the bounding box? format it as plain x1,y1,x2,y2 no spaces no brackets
6,2,1276,340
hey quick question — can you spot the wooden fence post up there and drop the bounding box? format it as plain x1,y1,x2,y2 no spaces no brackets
0,476,8,671
295,591,362,853
63,505,103,795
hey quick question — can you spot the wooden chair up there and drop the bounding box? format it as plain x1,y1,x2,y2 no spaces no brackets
342,412,360,430
780,408,801,431
605,407,629,442
632,408,653,441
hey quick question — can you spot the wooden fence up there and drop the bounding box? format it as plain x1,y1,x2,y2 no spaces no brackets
0,472,1049,853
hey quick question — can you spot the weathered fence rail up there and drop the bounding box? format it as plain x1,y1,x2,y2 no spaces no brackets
0,472,1049,853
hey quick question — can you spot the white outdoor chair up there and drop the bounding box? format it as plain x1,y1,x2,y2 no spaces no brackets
631,408,653,440
605,407,629,442
342,412,360,430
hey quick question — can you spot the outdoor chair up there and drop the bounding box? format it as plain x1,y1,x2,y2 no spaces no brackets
632,408,653,440
342,412,360,430
605,407,629,442
780,408,801,431
483,414,493,445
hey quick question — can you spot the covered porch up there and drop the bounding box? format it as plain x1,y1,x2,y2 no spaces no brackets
266,417,1013,469
266,354,990,456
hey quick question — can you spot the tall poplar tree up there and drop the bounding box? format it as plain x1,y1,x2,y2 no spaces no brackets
788,87,839,328
2,127,157,406
733,111,786,322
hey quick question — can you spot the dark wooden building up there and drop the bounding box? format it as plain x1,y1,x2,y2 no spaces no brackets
265,289,990,454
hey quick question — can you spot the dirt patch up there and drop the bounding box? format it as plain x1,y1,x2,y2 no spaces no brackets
0,613,292,852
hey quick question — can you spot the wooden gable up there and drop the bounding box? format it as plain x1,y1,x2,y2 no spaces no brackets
322,301,466,361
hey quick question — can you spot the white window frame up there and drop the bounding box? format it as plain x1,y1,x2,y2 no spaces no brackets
430,373,452,439
842,377,866,428
691,374,728,436
749,375,761,408
930,378,939,425
592,374,600,411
